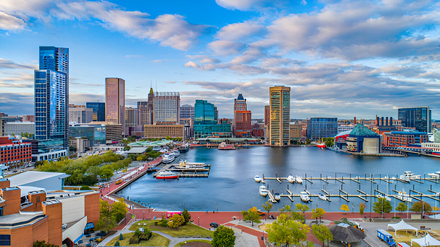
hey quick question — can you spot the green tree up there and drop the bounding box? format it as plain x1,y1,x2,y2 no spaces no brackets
295,203,310,215
123,146,131,151
114,241,120,246
312,208,326,223
212,225,236,247
262,201,273,219
80,185,91,190
359,202,365,215
241,208,261,226
182,209,191,225
312,224,333,247
410,201,432,216
33,240,58,247
373,197,392,217
111,198,128,223
96,214,116,233
167,214,185,228
119,233,124,240
266,213,310,246
99,167,114,180
396,202,408,213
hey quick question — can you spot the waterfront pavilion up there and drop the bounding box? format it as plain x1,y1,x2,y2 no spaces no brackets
128,140,173,147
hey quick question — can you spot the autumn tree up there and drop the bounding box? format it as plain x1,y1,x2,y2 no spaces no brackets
312,208,326,223
241,207,261,226
212,225,236,247
410,201,432,216
359,202,365,215
266,213,310,246
373,197,392,217
167,214,185,228
312,224,333,247
262,201,273,220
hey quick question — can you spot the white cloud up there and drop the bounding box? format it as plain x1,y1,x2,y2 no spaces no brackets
0,0,52,17
0,11,26,30
216,21,265,40
208,40,245,55
215,0,269,11
184,61,200,68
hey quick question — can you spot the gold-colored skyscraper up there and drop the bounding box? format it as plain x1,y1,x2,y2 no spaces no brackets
269,86,291,147
105,78,125,135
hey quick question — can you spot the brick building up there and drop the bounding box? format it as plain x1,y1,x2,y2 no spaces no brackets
0,137,31,168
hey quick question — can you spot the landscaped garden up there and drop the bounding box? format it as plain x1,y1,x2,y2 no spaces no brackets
105,232,170,246
129,220,214,238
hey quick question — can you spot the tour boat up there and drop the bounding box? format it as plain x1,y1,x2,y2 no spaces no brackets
259,185,268,197
400,171,421,181
254,175,262,183
287,174,295,184
318,193,328,201
295,175,303,184
156,171,178,179
161,154,175,164
274,193,281,201
218,142,236,150
432,152,440,156
170,149,180,157
300,191,310,202
178,145,189,153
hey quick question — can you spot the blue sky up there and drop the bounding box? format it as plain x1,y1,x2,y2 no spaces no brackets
1,0,440,119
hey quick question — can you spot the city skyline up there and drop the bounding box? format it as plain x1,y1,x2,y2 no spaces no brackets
1,0,440,119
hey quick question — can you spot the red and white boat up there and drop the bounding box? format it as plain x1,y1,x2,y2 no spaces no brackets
156,171,178,179
218,142,235,150
316,142,326,149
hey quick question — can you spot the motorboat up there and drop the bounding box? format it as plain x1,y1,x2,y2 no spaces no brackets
170,149,180,157
259,185,268,197
161,154,175,164
318,193,328,201
300,191,310,202
396,190,412,202
428,171,440,179
254,175,262,183
287,175,295,184
400,171,421,181
218,142,236,150
295,175,303,184
159,148,168,153
178,144,189,153
274,193,281,201
156,171,178,179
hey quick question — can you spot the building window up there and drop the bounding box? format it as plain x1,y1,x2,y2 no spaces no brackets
0,235,10,246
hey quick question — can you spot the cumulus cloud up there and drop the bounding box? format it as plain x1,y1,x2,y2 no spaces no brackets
215,0,271,11
0,12,26,30
184,61,200,68
216,21,265,40
208,40,245,55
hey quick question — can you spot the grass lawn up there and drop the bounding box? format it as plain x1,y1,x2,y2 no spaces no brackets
130,220,214,238
105,232,170,246
174,239,212,247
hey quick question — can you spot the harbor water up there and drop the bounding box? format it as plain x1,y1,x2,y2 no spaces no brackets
117,147,440,212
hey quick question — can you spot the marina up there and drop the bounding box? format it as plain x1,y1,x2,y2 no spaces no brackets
117,147,440,212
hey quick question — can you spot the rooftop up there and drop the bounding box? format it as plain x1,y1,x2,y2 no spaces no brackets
126,147,147,154
0,212,46,229
9,171,70,188
128,140,173,147
349,124,379,137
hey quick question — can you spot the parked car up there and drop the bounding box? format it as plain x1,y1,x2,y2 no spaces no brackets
210,222,219,228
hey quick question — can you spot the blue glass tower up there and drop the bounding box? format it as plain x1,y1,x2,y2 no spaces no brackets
35,46,69,151
194,100,231,138
86,102,105,121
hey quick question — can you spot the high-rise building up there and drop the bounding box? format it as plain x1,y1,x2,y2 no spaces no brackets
180,104,195,120
194,100,231,138
68,106,93,123
105,78,125,134
264,105,270,126
86,102,105,121
34,46,69,150
125,107,138,128
398,106,432,133
234,94,251,137
154,92,180,124
306,118,338,140
269,86,291,146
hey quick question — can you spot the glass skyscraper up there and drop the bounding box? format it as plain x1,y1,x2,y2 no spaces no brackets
86,102,105,121
194,100,231,138
34,46,69,150
398,106,431,133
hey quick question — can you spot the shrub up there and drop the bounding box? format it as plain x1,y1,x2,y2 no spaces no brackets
129,237,139,244
119,233,123,240
80,185,91,190
114,241,120,246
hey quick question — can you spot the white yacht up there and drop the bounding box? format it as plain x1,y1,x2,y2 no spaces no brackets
170,149,180,157
287,175,295,183
259,185,268,197
318,193,328,201
274,193,281,201
396,190,412,202
300,191,310,202
295,175,303,184
428,171,440,178
159,148,168,153
254,175,262,183
400,171,421,181
161,153,175,164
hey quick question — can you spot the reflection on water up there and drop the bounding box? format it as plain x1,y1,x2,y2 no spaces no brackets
117,147,440,212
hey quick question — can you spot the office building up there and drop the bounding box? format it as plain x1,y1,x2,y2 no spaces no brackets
68,106,93,124
306,118,338,140
4,122,35,136
86,102,105,122
234,94,251,137
398,106,431,133
0,136,32,168
264,105,270,126
290,124,302,142
125,107,138,128
105,78,125,135
154,92,180,124
34,46,69,151
383,130,429,147
194,100,231,138
269,86,291,147
22,115,35,122
180,118,194,139
180,104,195,120
144,125,184,139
